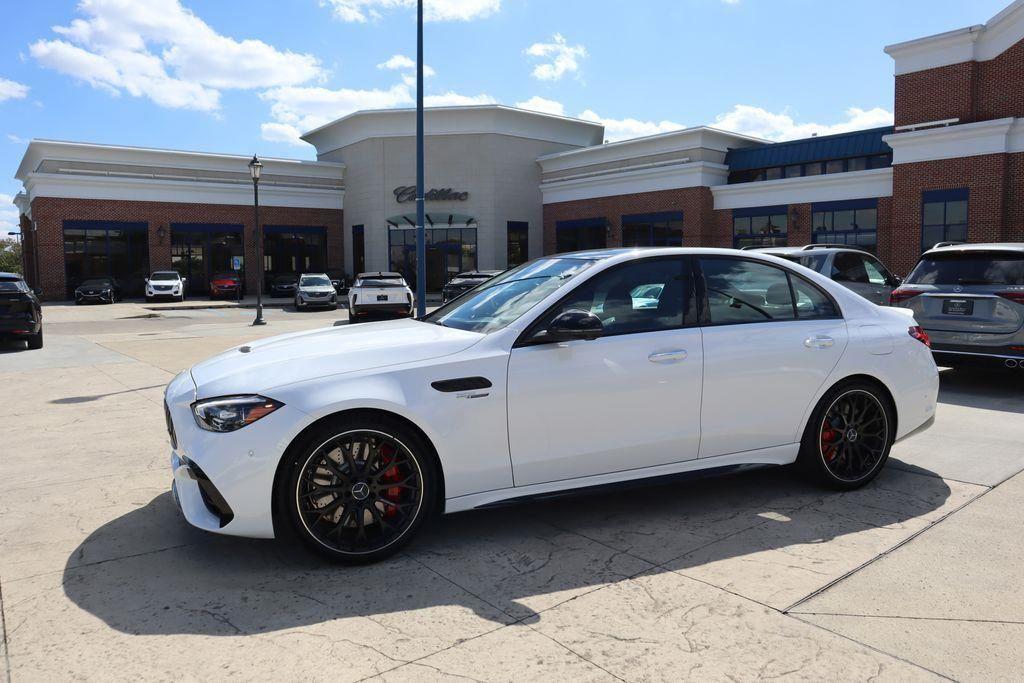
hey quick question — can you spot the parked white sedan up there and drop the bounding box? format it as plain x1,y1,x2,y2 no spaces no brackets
165,248,939,563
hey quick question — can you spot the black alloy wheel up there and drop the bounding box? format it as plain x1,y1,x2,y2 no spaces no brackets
797,382,893,490
281,417,437,563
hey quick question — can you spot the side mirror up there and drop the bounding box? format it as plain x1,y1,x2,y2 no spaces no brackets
545,309,604,342
889,275,903,287
32,286,42,296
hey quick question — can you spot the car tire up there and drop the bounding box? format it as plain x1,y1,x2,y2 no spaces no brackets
795,380,894,491
277,413,439,564
27,328,43,350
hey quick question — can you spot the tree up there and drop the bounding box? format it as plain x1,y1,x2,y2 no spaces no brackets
0,237,23,274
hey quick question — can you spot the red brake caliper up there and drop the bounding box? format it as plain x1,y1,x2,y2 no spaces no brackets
378,443,402,518
821,424,840,461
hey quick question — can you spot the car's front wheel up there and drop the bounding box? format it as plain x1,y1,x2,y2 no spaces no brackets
278,414,438,563
795,380,894,490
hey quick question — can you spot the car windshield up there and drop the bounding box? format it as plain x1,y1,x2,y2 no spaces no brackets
424,257,596,333
357,278,405,288
907,252,1024,285
274,276,297,284
212,273,238,281
81,279,112,287
300,275,332,287
150,272,180,281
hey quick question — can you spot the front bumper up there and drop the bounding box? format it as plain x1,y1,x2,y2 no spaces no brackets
76,291,114,303
147,289,181,299
164,371,310,539
297,294,337,307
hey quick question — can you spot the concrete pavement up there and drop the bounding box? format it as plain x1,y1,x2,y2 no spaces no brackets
1,302,1022,681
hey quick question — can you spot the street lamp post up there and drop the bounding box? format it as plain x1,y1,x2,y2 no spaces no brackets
415,0,426,317
249,155,267,326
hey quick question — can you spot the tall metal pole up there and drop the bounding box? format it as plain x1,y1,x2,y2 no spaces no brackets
252,173,266,326
415,0,426,317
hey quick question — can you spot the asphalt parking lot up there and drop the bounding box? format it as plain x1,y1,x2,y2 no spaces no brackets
2,301,1023,682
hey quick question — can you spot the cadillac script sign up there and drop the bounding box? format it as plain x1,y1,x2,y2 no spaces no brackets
393,186,469,203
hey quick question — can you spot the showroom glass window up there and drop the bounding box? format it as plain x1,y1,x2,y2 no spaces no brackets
62,221,149,298
812,199,879,252
170,224,244,295
621,212,683,248
700,257,838,325
732,206,788,249
388,226,477,293
263,226,327,284
921,189,968,251
537,257,691,336
507,221,529,267
555,217,607,253
352,225,365,275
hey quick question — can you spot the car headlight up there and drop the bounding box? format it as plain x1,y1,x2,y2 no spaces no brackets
191,395,284,432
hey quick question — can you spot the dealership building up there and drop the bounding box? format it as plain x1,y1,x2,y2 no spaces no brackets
12,0,1024,300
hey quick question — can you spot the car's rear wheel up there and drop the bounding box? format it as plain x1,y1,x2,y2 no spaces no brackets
796,381,893,490
278,415,438,563
27,328,43,350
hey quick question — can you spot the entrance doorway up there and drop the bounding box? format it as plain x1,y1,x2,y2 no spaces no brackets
170,224,244,296
386,214,478,294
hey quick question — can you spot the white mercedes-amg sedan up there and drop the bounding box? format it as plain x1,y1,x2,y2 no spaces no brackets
165,248,938,563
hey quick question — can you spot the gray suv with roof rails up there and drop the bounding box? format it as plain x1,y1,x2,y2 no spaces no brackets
890,242,1024,368
747,244,902,305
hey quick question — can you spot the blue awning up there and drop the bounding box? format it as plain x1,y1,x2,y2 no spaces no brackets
726,126,894,171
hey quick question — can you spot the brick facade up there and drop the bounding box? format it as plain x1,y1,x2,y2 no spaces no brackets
895,36,1024,126
28,196,342,300
543,188,717,253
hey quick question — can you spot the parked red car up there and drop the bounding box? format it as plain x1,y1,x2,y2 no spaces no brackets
209,272,242,299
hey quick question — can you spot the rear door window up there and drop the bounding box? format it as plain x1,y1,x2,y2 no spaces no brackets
700,258,796,324
907,252,1024,285
831,252,870,284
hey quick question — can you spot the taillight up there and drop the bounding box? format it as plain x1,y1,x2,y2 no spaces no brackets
890,288,921,305
909,326,931,347
996,291,1024,304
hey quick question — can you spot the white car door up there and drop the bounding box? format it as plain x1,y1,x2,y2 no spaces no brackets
697,256,848,458
507,256,703,486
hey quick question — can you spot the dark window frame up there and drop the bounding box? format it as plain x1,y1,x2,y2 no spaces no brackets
811,198,879,253
555,217,608,253
727,153,893,185
506,221,529,267
621,211,684,247
921,188,969,252
732,206,788,249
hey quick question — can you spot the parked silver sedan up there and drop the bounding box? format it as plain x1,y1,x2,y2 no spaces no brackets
891,243,1024,368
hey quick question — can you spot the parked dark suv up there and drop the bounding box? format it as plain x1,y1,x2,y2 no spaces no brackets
891,243,1024,368
0,272,43,349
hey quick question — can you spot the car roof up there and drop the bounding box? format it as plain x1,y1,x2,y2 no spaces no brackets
357,271,403,278
921,242,1024,256
299,272,329,277
751,244,869,256
0,271,24,281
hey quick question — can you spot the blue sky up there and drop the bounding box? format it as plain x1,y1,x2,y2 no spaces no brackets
0,0,1012,231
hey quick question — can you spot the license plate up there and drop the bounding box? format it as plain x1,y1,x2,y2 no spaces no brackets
377,294,389,302
942,299,973,316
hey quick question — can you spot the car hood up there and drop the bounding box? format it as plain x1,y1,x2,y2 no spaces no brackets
189,318,483,398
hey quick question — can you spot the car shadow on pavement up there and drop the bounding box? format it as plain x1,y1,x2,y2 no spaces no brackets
61,463,952,635
937,367,1024,414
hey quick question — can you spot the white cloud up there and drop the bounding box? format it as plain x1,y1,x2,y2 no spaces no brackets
515,95,565,116
378,54,435,78
424,91,496,107
525,33,586,81
7,134,29,144
30,0,323,112
0,78,29,102
0,193,21,233
579,109,685,142
712,104,894,141
323,0,500,23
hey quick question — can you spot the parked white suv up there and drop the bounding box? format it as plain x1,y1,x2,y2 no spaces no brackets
751,245,901,305
145,271,186,302
347,272,414,322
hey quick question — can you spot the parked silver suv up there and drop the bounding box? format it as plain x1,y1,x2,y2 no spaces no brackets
891,243,1024,368
750,244,901,305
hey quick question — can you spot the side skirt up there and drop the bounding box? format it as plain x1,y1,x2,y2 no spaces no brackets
443,443,799,514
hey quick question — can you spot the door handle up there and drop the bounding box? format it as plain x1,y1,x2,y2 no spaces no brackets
804,335,835,349
648,350,688,363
